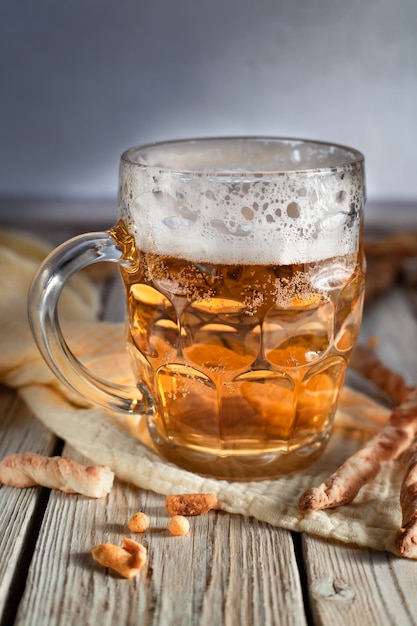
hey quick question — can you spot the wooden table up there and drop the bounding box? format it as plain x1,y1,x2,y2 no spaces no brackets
1,212,417,626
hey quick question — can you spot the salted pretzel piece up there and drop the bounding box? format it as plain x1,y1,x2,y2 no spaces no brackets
166,493,219,516
92,538,147,578
0,452,114,498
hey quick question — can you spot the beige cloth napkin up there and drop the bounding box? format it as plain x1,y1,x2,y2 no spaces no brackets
0,229,408,557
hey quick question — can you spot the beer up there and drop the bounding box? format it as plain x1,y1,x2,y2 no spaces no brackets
29,138,365,480
114,220,365,479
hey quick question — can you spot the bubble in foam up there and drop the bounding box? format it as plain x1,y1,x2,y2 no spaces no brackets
119,139,365,266
287,202,301,219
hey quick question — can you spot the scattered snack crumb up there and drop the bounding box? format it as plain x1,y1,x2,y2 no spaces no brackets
128,511,150,533
0,452,114,498
92,538,147,579
166,493,218,516
168,515,190,536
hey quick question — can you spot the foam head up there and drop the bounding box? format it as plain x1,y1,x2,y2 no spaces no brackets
118,137,365,265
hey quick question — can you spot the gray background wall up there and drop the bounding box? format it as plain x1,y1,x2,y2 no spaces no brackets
1,0,416,223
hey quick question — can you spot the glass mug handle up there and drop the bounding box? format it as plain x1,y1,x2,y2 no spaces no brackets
28,231,154,416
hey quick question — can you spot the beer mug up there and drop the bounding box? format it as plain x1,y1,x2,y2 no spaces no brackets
28,137,366,480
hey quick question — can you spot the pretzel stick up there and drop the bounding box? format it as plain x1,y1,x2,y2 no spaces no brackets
364,231,417,303
396,435,417,557
166,493,219,516
365,232,417,260
299,387,417,513
0,453,114,498
350,344,408,405
365,260,400,304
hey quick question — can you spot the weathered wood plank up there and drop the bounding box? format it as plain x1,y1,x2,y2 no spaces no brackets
13,445,307,626
3,222,416,626
2,227,307,626
302,536,417,626
0,387,58,622
0,388,57,460
303,284,417,626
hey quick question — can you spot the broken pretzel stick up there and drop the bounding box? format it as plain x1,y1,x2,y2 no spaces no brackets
92,538,147,579
0,452,114,498
299,387,417,513
396,434,417,558
166,493,219,516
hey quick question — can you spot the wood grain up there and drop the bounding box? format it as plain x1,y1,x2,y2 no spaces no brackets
302,285,417,626
0,388,58,624
303,536,417,626
13,445,307,626
1,220,417,626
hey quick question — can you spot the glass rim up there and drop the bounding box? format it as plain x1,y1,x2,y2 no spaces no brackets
120,136,365,177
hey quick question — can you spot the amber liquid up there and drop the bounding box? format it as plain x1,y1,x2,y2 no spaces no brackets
113,221,365,480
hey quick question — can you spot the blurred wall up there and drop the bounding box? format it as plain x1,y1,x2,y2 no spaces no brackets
1,0,416,213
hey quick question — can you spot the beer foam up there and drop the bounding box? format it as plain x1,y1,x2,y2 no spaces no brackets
119,139,365,265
